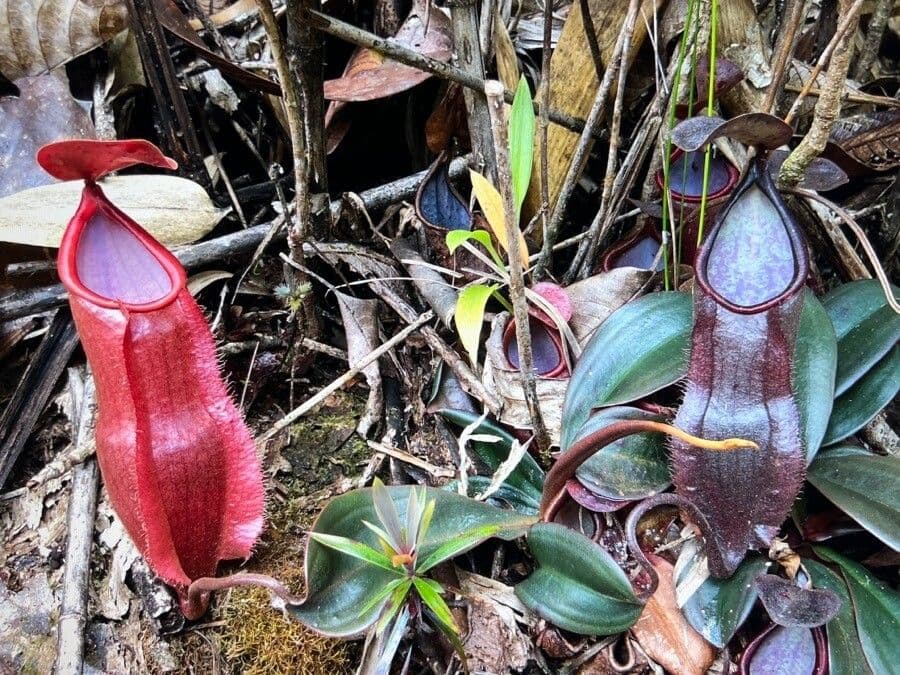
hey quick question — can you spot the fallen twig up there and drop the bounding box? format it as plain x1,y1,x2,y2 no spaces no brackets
791,187,900,314
0,158,468,321
485,80,550,460
260,312,434,441
56,367,100,675
535,0,638,278
450,0,496,173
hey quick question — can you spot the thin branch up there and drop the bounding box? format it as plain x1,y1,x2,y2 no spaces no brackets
484,80,551,461
763,0,807,114
450,0,496,173
790,187,900,314
569,0,642,281
306,9,597,137
781,0,865,127
538,0,553,272
55,460,99,675
255,0,311,259
260,312,435,441
853,0,891,80
534,1,637,278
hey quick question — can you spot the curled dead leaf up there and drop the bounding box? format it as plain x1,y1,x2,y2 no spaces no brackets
323,5,452,102
632,554,717,675
0,0,129,81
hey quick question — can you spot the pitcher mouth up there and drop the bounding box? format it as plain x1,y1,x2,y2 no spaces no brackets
58,182,186,312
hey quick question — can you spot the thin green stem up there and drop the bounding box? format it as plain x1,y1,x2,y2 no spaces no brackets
696,0,719,245
660,0,698,290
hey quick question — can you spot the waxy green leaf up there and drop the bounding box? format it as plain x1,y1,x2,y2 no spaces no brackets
508,76,535,215
678,553,769,647
793,291,837,461
824,345,899,445
561,292,692,450
813,548,900,675
438,409,544,504
446,229,504,268
803,560,867,675
515,523,643,635
572,406,671,499
807,447,900,550
290,487,534,636
823,280,900,396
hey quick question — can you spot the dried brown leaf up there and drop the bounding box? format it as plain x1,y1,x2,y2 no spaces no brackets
323,5,452,102
632,554,717,675
566,268,652,343
826,109,900,173
0,0,129,81
336,292,384,437
671,113,793,152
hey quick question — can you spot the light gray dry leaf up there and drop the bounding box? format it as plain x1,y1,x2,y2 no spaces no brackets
0,0,129,81
391,236,458,328
566,268,652,343
187,270,234,296
0,573,57,672
0,175,223,247
0,70,94,198
482,314,567,446
336,292,384,437
96,512,139,620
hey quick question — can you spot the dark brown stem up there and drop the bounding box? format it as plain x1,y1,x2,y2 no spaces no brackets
450,0,496,174
183,573,304,620
126,0,208,187
762,0,808,114
287,0,330,239
485,80,551,460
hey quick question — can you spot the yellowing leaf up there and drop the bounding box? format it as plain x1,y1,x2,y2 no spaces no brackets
455,283,498,366
469,170,530,269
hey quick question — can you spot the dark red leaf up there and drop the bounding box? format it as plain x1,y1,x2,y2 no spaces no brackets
671,113,793,152
755,574,842,628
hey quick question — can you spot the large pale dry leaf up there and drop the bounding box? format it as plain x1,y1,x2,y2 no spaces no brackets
632,554,717,675
0,175,223,247
0,70,94,198
524,0,656,218
566,268,652,343
323,4,452,102
0,0,129,81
